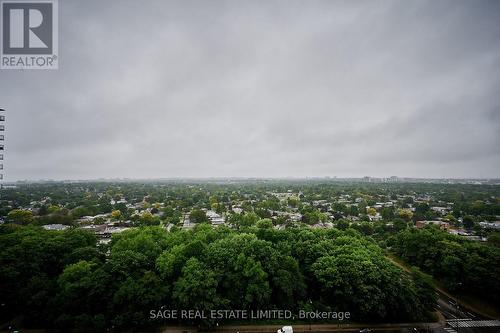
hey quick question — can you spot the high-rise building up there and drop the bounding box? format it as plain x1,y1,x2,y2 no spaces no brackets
0,108,4,184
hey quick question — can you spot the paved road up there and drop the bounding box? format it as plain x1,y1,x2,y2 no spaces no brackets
434,290,499,333
385,255,499,333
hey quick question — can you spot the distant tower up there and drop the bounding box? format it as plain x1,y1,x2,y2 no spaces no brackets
0,107,4,186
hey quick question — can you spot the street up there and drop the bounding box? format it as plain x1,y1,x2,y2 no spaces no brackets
435,290,499,333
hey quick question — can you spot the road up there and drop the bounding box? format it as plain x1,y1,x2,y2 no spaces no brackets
382,255,499,333
434,290,499,333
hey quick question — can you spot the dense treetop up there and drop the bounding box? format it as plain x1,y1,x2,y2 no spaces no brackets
0,224,436,330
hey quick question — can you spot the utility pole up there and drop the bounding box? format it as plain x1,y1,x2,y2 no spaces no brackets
456,283,463,333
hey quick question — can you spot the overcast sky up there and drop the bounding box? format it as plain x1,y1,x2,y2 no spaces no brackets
1,0,500,180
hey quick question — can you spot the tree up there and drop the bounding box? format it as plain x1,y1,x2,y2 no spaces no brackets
55,260,110,330
172,258,222,310
57,260,98,310
336,219,350,230
415,203,430,219
6,209,34,225
288,197,299,208
443,214,458,226
112,271,168,327
463,215,475,229
393,227,500,303
115,202,128,214
381,207,394,220
397,208,413,222
358,222,374,235
411,268,437,310
111,210,122,220
349,205,359,216
393,218,408,231
0,213,446,329
310,242,426,321
139,211,159,226
111,227,168,267
256,218,273,229
189,209,209,224
231,212,259,228
487,232,500,247
367,207,377,216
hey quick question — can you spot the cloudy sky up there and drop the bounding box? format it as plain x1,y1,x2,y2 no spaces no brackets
2,0,500,180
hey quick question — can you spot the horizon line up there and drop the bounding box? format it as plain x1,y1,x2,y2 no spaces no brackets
2,176,500,184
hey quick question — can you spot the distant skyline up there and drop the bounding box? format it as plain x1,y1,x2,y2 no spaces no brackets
2,0,500,180
5,176,500,185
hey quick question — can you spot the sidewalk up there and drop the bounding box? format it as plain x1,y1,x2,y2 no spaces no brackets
160,322,442,333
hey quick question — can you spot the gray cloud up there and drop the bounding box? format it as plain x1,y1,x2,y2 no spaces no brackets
1,0,500,180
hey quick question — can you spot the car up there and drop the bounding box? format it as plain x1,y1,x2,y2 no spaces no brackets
359,329,372,333
277,326,293,333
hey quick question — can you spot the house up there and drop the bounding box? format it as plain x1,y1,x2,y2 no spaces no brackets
42,224,70,231
269,192,299,202
102,226,129,235
232,207,244,214
269,211,302,222
77,214,110,224
310,222,334,229
110,198,127,205
369,213,382,222
312,200,328,207
462,235,487,242
448,228,470,236
431,207,449,215
206,210,225,225
81,224,106,232
479,221,500,230
416,220,450,230
182,214,194,229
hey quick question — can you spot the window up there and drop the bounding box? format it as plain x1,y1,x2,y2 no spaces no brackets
0,135,4,140
0,126,4,131
0,115,4,121
0,155,3,160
